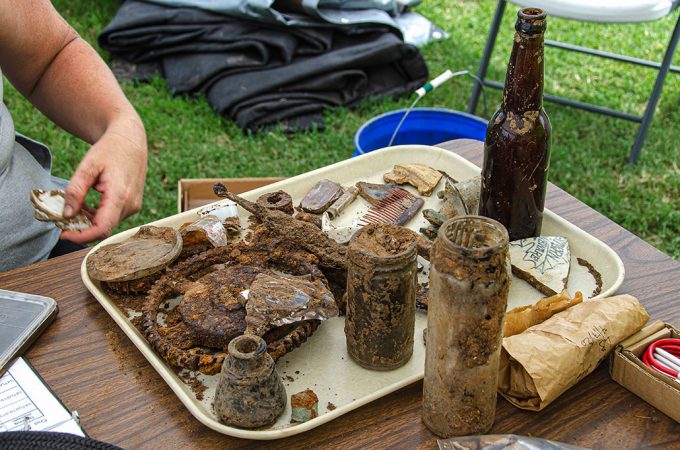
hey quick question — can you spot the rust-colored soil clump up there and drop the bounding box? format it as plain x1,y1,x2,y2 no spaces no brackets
350,224,415,257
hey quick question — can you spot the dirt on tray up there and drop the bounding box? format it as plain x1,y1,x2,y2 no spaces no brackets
177,370,208,401
350,224,415,257
577,257,603,297
101,285,146,313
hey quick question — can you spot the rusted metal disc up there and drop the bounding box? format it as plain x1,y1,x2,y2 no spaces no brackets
86,226,182,282
256,190,294,215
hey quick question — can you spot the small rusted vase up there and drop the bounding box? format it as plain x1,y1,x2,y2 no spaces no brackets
213,334,286,428
422,216,510,437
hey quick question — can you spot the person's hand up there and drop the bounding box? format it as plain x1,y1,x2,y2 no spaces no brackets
60,117,147,244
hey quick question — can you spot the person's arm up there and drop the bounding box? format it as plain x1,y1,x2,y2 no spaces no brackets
0,0,147,243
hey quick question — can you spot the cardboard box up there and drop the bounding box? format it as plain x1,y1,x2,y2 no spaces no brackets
178,178,285,213
609,320,680,422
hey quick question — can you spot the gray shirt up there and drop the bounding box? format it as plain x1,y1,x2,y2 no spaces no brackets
0,70,65,272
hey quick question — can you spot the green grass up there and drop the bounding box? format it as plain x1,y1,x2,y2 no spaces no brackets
3,0,679,259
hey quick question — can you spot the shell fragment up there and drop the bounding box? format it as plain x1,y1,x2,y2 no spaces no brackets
30,189,92,231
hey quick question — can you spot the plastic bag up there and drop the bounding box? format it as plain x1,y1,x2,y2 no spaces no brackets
395,12,448,47
438,435,586,450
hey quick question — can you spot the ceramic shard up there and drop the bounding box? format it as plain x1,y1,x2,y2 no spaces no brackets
30,189,92,231
509,236,571,296
383,163,443,196
179,215,229,248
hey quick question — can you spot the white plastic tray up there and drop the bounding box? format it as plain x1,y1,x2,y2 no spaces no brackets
81,145,625,440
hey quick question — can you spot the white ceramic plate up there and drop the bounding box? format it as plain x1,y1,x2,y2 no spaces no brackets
81,145,624,440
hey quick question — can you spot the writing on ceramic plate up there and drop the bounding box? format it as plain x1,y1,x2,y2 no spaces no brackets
515,238,568,274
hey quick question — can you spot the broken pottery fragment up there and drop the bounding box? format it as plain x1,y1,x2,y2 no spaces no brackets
300,180,343,214
577,257,603,298
198,199,239,223
383,163,443,196
213,335,286,428
291,389,319,423
509,236,571,296
30,189,92,231
179,215,229,248
438,175,481,218
245,272,338,337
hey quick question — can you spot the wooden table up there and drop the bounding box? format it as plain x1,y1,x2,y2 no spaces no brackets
1,139,679,449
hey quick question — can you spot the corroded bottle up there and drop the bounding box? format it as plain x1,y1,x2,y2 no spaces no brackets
345,224,417,370
213,334,286,428
478,8,551,241
422,216,510,437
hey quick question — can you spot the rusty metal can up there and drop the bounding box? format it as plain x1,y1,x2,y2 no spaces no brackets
344,224,417,370
422,216,510,437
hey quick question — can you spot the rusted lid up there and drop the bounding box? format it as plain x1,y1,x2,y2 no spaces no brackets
86,226,182,282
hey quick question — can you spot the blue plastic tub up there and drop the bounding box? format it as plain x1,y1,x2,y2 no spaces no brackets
353,107,488,157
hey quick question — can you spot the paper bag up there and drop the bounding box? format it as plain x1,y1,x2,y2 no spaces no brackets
498,294,649,411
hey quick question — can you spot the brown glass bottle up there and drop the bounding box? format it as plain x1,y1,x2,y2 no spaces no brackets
478,8,551,241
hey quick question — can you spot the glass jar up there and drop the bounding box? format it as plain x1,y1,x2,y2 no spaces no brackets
344,224,417,370
422,216,511,437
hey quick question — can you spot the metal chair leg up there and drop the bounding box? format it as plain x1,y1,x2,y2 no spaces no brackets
629,13,680,164
467,0,506,115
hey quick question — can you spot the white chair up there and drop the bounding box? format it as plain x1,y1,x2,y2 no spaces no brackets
467,0,680,163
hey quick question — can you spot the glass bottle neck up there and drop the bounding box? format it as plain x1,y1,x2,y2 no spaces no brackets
502,31,545,113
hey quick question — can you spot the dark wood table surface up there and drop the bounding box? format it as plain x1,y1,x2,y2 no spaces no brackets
1,139,679,449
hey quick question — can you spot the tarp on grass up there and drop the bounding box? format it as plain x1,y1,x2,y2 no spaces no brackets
99,0,428,132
